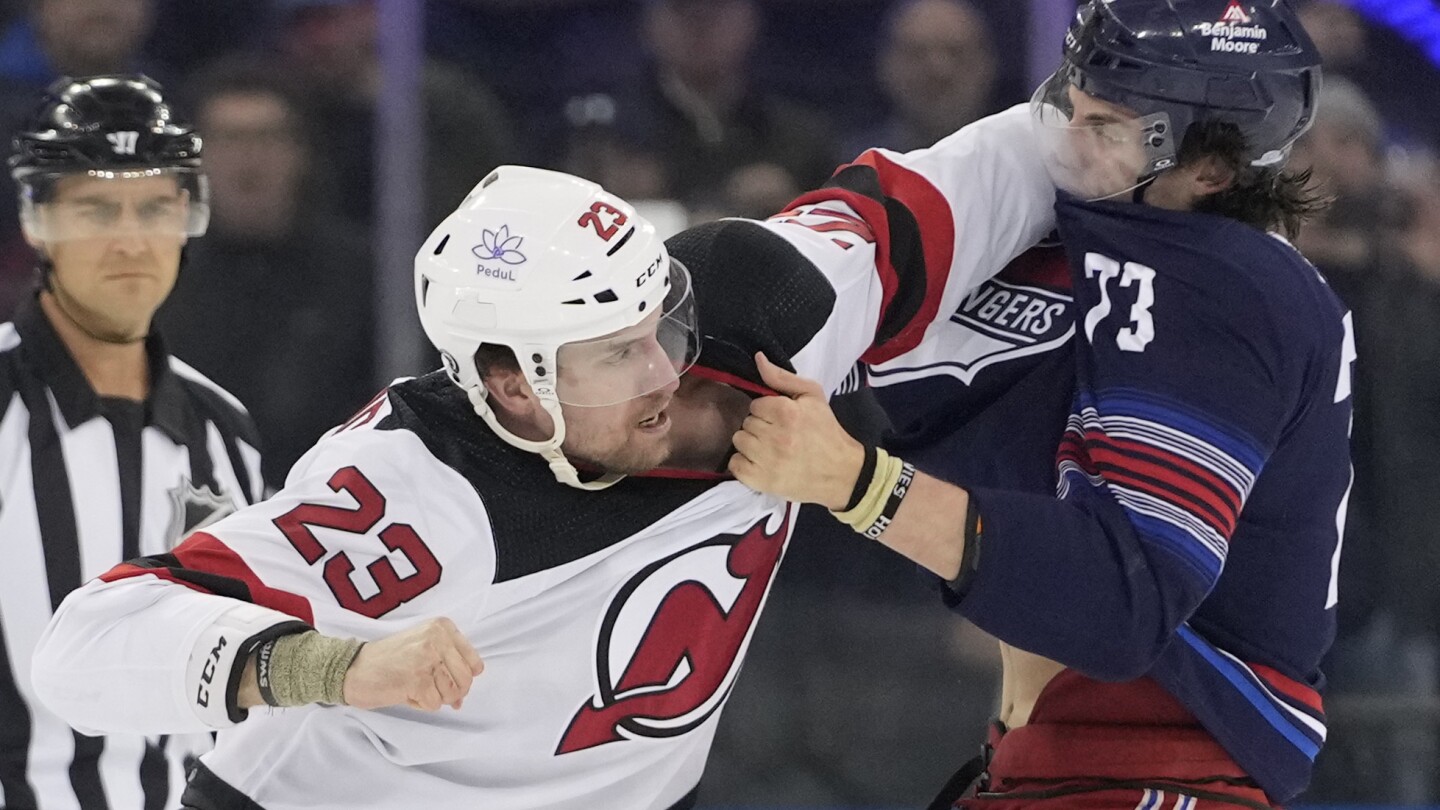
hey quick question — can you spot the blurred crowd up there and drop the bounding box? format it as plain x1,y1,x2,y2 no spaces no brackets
0,0,1435,805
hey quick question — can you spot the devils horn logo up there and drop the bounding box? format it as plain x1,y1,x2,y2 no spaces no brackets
556,507,794,754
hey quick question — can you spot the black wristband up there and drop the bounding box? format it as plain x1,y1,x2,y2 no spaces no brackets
254,638,281,708
843,444,879,513
946,496,983,600
861,461,916,541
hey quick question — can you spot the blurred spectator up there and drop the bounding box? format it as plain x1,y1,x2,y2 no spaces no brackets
845,0,999,156
275,0,517,231
1293,77,1440,805
631,0,840,216
1299,0,1440,150
144,0,269,77
561,91,669,202
559,91,692,239
1297,0,1366,71
0,0,159,83
156,58,376,488
1293,78,1400,273
0,0,165,318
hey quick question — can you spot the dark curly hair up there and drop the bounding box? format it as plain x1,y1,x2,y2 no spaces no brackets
1181,119,1331,239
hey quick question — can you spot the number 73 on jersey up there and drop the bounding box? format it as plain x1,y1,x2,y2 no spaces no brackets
1083,252,1156,353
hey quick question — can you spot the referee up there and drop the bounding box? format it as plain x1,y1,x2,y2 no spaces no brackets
0,76,263,809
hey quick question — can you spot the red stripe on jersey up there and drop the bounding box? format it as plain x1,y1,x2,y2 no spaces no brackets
1056,430,1096,474
638,468,730,481
853,150,956,361
785,185,898,336
1094,462,1235,543
174,533,315,623
99,562,176,585
99,533,316,624
687,364,777,397
998,243,1071,291
1251,663,1326,716
788,151,956,365
1087,434,1242,536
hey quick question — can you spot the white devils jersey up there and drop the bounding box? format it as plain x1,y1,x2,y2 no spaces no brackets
36,385,807,810
32,105,1055,810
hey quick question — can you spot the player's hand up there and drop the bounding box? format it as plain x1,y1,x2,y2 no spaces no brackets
343,617,484,712
729,352,866,511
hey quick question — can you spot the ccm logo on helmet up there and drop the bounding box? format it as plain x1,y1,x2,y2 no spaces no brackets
635,257,661,288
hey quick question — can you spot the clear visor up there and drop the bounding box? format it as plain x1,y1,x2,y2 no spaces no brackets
554,258,700,407
1031,72,1176,202
18,167,210,243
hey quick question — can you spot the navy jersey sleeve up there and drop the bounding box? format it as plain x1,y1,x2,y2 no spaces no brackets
948,198,1337,681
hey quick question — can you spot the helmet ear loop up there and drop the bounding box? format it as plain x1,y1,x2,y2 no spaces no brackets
533,391,625,491
462,365,623,490
1131,175,1157,204
1129,113,1177,204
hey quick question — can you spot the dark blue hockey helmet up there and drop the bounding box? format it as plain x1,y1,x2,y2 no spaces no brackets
1033,0,1322,199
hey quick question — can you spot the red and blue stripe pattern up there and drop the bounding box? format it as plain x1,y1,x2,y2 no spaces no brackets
1174,626,1327,759
1056,387,1264,588
1151,624,1329,800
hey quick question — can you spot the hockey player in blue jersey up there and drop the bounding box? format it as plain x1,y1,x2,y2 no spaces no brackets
730,1,1351,807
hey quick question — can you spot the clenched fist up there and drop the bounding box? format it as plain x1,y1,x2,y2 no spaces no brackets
343,617,484,712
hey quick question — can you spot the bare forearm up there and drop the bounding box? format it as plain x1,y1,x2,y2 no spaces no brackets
873,471,970,580
238,652,263,709
723,357,972,577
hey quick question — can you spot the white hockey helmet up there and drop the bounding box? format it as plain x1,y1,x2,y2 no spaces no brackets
415,165,699,489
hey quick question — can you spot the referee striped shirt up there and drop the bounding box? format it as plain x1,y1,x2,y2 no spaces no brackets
0,295,263,810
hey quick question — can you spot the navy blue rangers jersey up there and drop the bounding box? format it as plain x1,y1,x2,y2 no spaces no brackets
0,295,263,810
870,195,1353,802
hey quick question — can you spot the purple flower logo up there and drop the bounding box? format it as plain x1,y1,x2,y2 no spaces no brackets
473,225,527,266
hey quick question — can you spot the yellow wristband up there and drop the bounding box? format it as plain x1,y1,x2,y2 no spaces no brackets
831,449,904,530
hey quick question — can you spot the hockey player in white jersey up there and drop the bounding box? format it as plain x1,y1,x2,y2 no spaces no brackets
32,104,1054,810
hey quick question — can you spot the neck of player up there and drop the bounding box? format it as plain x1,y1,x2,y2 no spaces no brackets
661,375,754,473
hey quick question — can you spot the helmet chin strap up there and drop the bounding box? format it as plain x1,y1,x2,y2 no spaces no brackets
464,386,624,492
1131,174,1157,204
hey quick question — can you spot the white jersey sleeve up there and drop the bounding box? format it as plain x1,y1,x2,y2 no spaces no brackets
672,107,1054,400
32,413,497,735
759,104,1056,375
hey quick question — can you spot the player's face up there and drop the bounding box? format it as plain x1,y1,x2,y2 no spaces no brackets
555,311,686,474
35,173,189,341
557,382,679,475
660,373,752,471
1033,81,1157,201
1064,86,1149,186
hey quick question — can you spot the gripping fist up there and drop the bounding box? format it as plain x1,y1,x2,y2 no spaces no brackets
343,617,484,712
728,352,866,510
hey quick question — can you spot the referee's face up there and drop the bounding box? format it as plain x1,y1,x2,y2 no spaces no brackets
39,173,188,341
